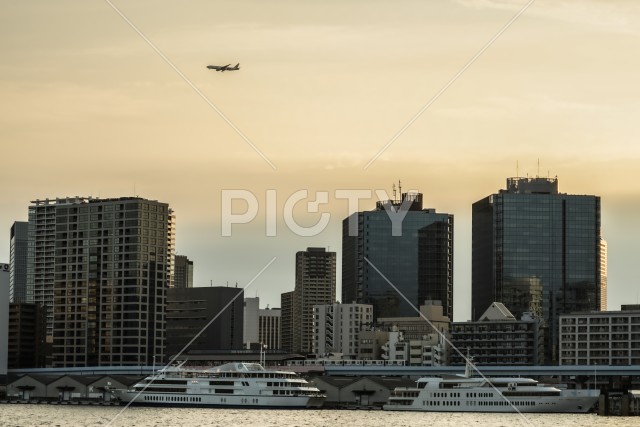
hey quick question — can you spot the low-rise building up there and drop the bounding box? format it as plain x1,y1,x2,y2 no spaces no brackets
559,306,640,366
450,302,544,365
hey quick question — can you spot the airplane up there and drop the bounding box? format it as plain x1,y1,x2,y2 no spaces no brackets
206,63,240,72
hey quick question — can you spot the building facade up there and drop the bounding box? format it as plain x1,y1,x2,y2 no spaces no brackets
26,197,174,367
559,308,640,366
10,221,29,303
1,263,8,377
600,239,608,311
291,248,336,355
173,255,193,289
8,302,47,369
380,328,447,366
244,297,281,350
312,303,373,358
166,286,244,359
280,291,294,353
450,302,544,366
472,177,601,362
342,192,454,319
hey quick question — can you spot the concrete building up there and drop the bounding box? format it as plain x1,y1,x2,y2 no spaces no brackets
376,300,450,340
312,303,373,358
289,248,336,355
357,330,389,360
342,191,454,319
244,297,260,346
166,286,244,360
1,263,9,379
472,176,602,362
173,254,193,289
559,307,640,366
450,302,544,366
380,328,446,366
8,303,47,369
25,196,174,367
10,221,29,303
244,297,281,350
374,301,450,366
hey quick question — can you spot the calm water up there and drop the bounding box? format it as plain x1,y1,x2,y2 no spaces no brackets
0,406,638,427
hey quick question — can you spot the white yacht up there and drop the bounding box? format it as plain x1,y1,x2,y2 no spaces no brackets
383,361,599,413
112,362,325,408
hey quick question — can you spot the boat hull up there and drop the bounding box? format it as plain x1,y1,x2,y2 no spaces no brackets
383,391,599,413
112,390,324,409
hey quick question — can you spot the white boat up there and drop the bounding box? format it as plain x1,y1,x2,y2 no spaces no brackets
111,362,325,408
383,360,599,413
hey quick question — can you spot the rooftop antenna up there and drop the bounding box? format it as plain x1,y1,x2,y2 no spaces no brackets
517,160,519,178
392,183,396,202
398,180,402,197
537,158,540,178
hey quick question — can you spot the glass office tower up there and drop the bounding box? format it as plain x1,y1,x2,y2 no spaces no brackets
343,193,454,319
472,177,601,363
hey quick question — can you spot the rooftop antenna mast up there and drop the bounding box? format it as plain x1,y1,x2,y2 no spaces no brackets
398,180,402,198
537,158,540,178
392,183,397,202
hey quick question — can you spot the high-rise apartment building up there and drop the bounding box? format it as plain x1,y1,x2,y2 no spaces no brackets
174,255,193,289
10,222,29,303
26,196,174,367
289,248,336,355
472,177,602,362
342,192,453,319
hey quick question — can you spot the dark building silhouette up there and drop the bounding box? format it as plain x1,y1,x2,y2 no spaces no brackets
280,291,294,353
10,221,29,303
472,177,601,362
166,286,244,360
173,255,193,288
8,303,47,369
342,191,454,319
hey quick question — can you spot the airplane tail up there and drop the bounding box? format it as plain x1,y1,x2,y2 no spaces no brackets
234,63,240,69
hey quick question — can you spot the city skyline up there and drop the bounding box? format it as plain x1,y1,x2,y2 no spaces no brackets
2,1,640,321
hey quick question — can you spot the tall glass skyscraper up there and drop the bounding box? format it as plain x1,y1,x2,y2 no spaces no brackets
472,177,602,363
342,193,454,319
